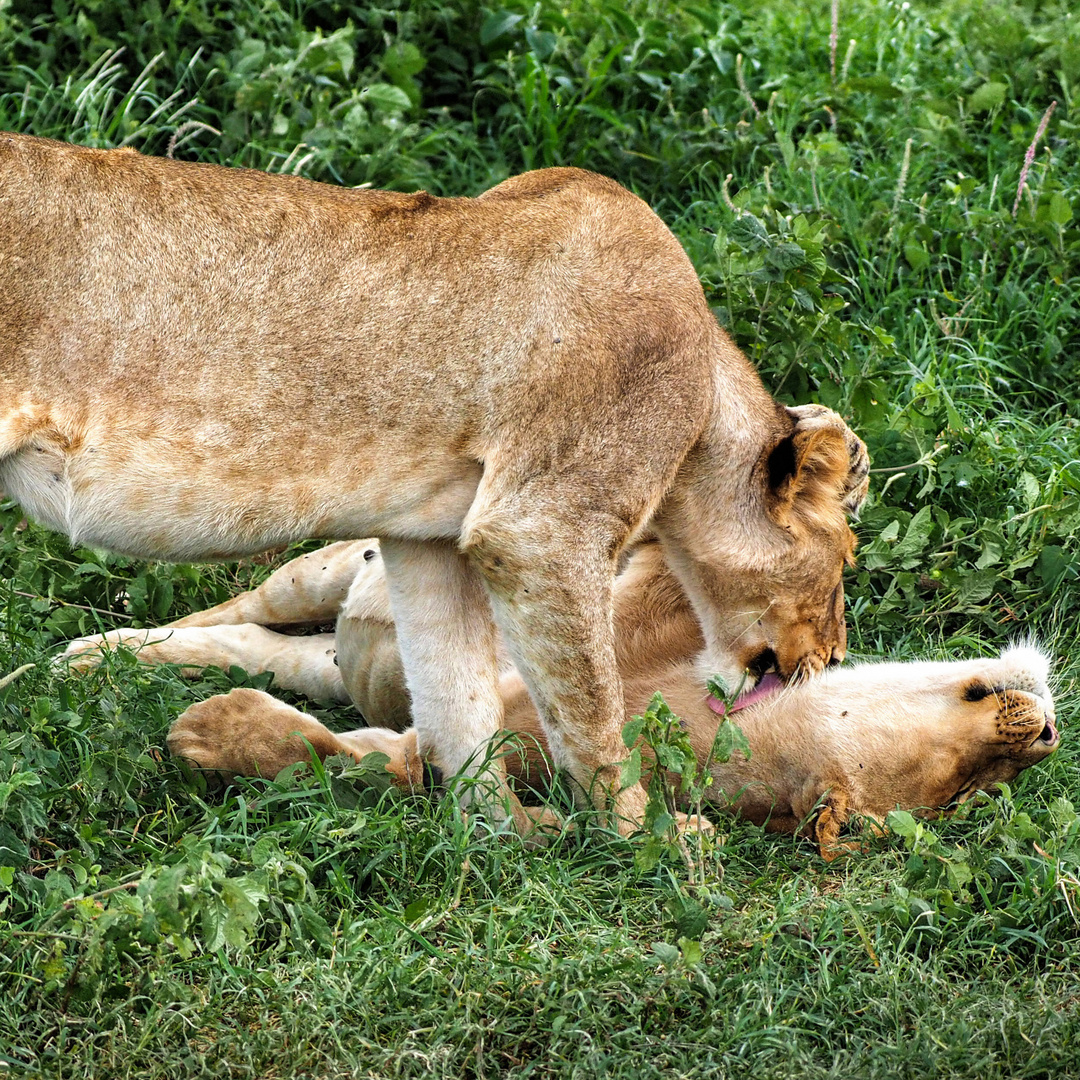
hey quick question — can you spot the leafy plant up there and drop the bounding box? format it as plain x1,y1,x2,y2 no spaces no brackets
620,687,749,881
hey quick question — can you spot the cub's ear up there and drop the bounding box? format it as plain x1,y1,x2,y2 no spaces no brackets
814,787,853,862
764,421,853,530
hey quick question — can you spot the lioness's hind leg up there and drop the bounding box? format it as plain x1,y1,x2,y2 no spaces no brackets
377,539,508,778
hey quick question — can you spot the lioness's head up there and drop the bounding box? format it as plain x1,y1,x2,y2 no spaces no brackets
655,405,865,691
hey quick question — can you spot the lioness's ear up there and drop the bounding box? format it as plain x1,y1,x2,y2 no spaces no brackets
781,404,870,518
765,423,852,529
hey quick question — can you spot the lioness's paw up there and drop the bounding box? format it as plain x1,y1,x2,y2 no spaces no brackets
786,404,870,516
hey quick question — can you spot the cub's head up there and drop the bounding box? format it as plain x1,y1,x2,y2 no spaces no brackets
832,645,1060,818
658,404,867,692
942,645,1060,801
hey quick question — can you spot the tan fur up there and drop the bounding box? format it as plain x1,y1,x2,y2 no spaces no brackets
4,133,864,831
68,543,1057,857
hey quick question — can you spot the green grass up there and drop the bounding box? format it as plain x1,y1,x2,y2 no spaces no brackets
1,0,1080,1075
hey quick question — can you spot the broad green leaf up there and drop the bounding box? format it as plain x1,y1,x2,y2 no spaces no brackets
525,28,558,60
299,903,334,950
383,41,426,81
480,11,524,46
887,810,918,838
711,719,751,764
776,131,795,171
956,570,996,606
1037,545,1071,588
363,83,411,113
359,751,391,772
1048,192,1074,226
705,674,730,701
404,897,438,924
728,213,769,252
766,242,808,270
904,240,930,271
845,75,903,98
622,715,646,749
651,941,680,968
894,505,934,559
669,897,709,940
678,937,704,966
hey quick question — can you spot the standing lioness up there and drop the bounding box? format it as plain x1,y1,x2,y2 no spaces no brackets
0,133,864,832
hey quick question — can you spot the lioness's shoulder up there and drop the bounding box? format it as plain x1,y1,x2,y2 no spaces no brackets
477,167,636,204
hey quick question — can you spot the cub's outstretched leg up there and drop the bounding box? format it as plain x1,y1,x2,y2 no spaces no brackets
168,687,424,786
61,539,390,705
60,538,414,725
169,540,377,628
63,625,350,703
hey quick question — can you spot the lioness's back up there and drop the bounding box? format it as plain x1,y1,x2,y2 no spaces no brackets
0,135,722,558
0,134,713,401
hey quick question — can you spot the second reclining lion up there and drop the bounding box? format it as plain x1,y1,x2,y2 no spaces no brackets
66,541,1060,858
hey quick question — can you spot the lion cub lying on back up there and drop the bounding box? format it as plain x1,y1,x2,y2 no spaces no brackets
65,541,1060,857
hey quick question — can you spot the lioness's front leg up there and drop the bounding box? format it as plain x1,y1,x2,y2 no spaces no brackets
462,507,650,833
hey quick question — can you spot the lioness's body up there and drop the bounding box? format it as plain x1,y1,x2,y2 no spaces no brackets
2,134,861,829
1,142,723,560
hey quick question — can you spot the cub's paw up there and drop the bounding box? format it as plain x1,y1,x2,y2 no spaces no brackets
786,404,870,516
993,645,1053,706
512,803,569,848
674,811,715,834
59,629,175,673
167,688,341,778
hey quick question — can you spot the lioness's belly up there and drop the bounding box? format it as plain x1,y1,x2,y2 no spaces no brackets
0,421,483,560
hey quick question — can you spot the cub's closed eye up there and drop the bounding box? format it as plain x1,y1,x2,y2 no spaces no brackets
963,683,1004,702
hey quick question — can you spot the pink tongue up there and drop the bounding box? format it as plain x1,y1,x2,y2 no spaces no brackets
706,672,784,716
